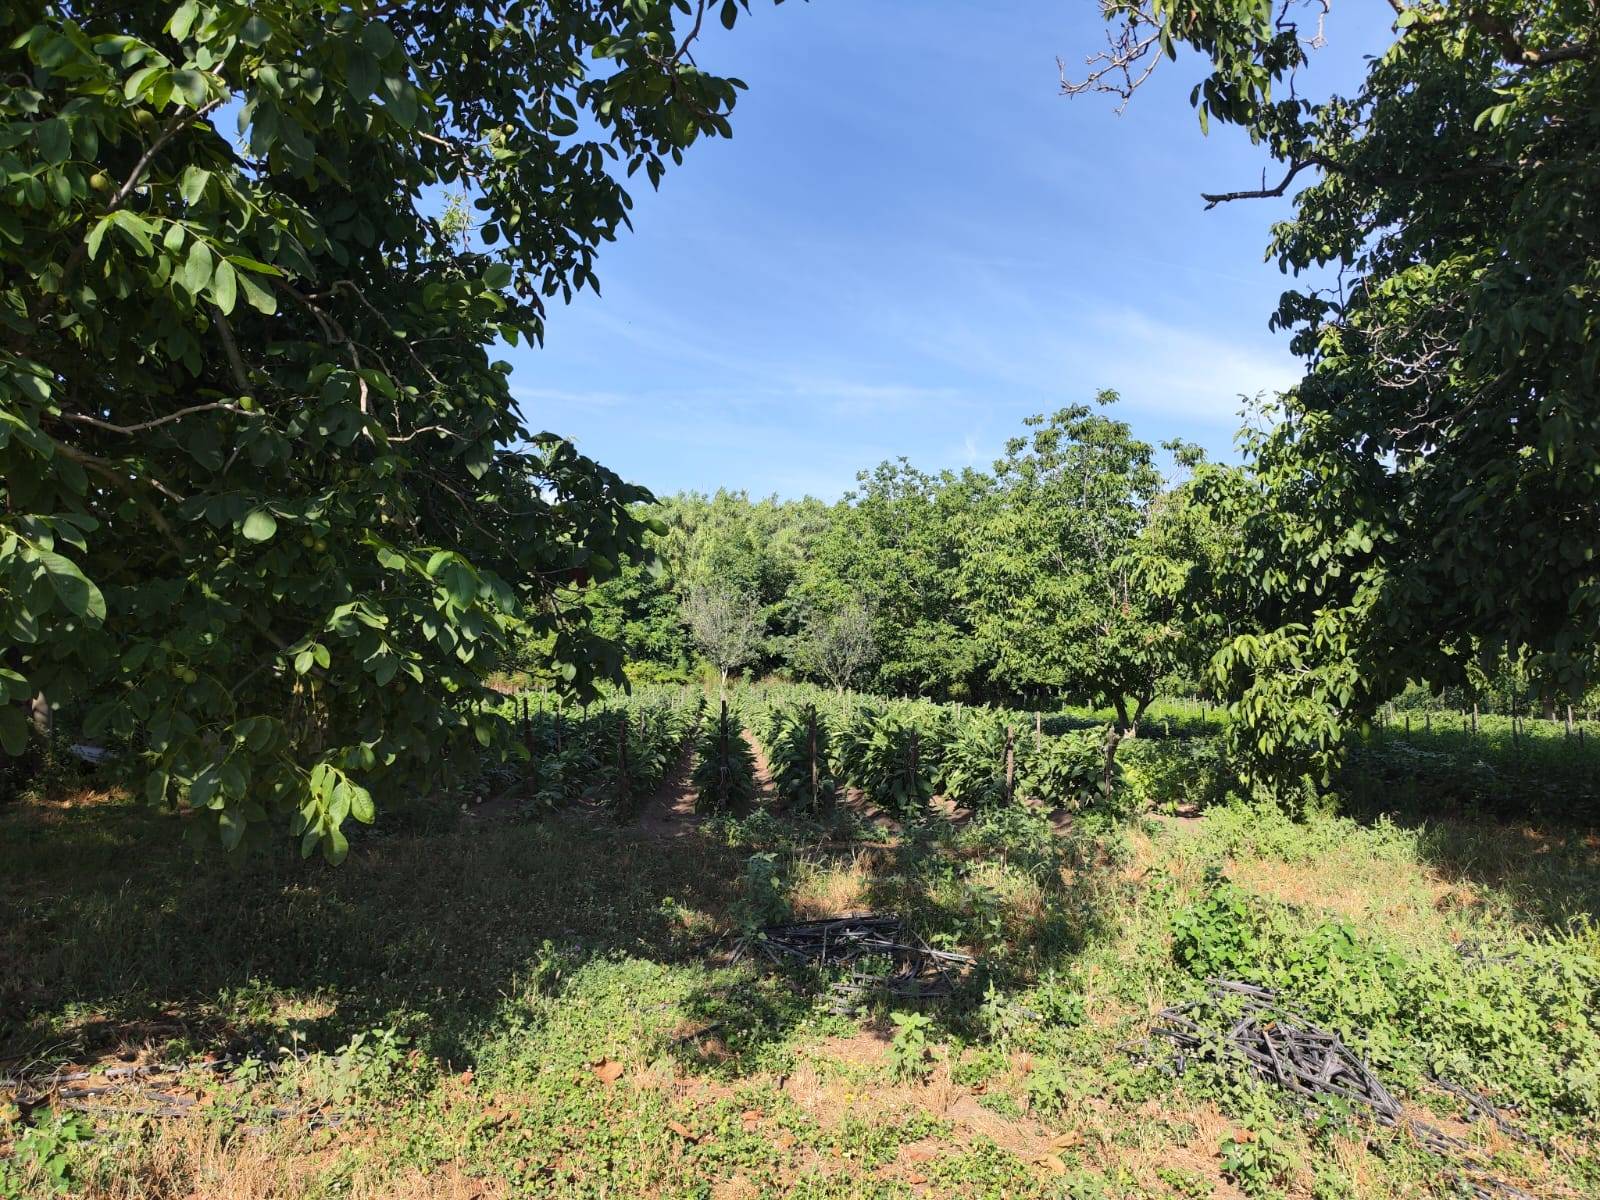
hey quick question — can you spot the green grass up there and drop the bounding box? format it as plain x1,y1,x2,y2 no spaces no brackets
2,777,1599,1199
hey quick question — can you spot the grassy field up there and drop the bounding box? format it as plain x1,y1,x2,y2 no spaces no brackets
3,763,1599,1199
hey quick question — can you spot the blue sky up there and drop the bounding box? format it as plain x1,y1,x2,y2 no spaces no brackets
505,1,1396,502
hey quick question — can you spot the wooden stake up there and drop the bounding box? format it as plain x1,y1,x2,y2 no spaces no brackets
1004,725,1016,806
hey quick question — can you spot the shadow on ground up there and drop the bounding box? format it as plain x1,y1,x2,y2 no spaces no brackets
0,791,744,1069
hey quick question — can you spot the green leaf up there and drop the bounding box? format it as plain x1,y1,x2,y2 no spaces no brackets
35,118,69,165
482,262,512,289
170,68,210,108
241,508,277,542
168,1,200,40
209,258,238,313
239,15,272,47
237,271,277,315
322,823,349,865
218,807,247,850
86,216,113,260
37,550,106,621
179,165,212,205
180,238,214,296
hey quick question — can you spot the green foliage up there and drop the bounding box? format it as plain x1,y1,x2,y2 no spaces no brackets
963,398,1206,734
0,0,784,852
735,850,789,932
0,1110,91,1195
692,702,758,816
886,1011,934,1083
1079,1,1600,794
1018,724,1118,813
491,687,697,818
754,701,837,815
804,461,991,700
1120,735,1234,813
939,711,1017,811
1170,868,1600,1124
836,703,942,816
1219,1120,1298,1199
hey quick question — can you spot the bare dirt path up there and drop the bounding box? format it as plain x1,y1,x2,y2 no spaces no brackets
636,746,699,839
636,729,779,838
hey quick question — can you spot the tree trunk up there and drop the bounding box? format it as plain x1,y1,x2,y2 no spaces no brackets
29,691,51,740
1102,724,1123,793
1112,695,1131,734
1130,694,1151,739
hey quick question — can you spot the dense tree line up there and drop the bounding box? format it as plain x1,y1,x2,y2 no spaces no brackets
581,396,1231,725
585,388,1599,764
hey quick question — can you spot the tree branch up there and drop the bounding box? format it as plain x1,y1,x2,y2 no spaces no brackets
1200,159,1315,208
55,400,260,437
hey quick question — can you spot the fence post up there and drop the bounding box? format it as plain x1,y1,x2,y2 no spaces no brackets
1004,725,1016,806
719,698,730,810
1034,711,1042,753
807,706,819,808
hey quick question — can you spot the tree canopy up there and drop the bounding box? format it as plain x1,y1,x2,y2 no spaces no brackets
961,397,1204,734
1,0,778,854
1071,0,1600,784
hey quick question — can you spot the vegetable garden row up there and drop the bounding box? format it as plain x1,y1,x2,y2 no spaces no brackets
490,682,1134,821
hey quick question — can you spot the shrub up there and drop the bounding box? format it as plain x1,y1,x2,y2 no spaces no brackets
1019,725,1117,812
759,702,837,815
1170,873,1600,1125
887,1011,935,1082
839,705,941,815
692,703,758,815
940,712,1019,811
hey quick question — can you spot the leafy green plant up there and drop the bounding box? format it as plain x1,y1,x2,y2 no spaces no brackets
692,703,757,815
1020,725,1119,812
886,1011,934,1083
759,702,837,815
1156,1165,1214,1198
0,1111,91,1195
1219,1121,1296,1199
940,713,1017,811
842,705,940,815
1025,1059,1071,1115
735,850,789,932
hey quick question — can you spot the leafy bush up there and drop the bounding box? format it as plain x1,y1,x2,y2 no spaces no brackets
692,704,757,815
940,712,1018,811
1220,1120,1298,1199
757,702,837,815
887,1011,934,1083
1019,725,1117,812
734,850,789,931
1121,735,1235,812
837,704,942,815
0,1111,92,1195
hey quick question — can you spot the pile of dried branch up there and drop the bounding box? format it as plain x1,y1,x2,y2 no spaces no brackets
734,914,974,1014
1149,979,1403,1119
1143,979,1539,1200
2,1055,343,1134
